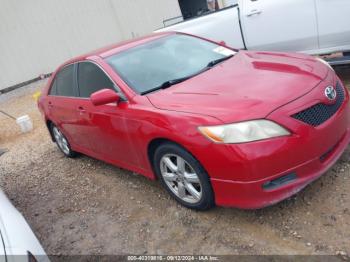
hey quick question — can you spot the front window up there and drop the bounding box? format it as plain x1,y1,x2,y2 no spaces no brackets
106,34,235,95
77,62,116,98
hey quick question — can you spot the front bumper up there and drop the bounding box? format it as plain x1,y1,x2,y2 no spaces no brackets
193,74,350,209
211,127,350,209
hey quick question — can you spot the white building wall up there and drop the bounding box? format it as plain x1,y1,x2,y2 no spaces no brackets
0,0,181,90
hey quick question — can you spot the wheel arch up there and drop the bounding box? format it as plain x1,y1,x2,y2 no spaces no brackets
147,137,206,178
147,138,176,175
147,137,215,210
45,119,55,142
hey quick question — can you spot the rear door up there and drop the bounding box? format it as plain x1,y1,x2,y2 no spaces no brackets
47,64,83,148
315,0,350,51
240,0,319,53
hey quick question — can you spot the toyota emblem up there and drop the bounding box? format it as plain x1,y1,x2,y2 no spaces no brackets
325,86,337,101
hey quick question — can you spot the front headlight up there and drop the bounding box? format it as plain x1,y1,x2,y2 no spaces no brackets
198,120,290,144
316,57,334,71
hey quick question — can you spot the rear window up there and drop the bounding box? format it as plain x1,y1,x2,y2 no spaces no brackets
50,64,75,97
49,80,57,96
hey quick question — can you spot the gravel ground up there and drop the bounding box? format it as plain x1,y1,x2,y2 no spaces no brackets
0,69,350,257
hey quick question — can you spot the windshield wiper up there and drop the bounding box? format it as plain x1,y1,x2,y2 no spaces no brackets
207,54,234,68
141,75,198,95
158,76,192,89
141,55,234,95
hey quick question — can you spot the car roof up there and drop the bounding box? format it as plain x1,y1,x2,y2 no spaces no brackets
63,31,176,65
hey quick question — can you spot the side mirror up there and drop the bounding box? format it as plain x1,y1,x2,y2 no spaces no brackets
90,89,120,106
219,41,227,46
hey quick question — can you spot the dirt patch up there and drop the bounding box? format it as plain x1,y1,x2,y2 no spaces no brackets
0,70,350,256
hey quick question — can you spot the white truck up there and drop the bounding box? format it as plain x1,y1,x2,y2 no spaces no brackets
157,0,350,65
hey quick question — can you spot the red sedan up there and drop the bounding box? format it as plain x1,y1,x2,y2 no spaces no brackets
38,32,350,210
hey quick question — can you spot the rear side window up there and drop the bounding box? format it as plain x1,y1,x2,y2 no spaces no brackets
50,64,75,97
78,62,115,98
49,80,57,96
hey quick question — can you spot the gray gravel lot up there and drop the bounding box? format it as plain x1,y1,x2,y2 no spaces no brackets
0,69,349,256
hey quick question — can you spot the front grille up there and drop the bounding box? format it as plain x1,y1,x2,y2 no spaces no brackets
292,81,345,127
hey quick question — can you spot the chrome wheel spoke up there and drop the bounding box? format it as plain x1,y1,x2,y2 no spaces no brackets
184,181,201,200
53,128,60,141
177,182,186,199
61,138,70,154
184,172,200,184
53,127,70,155
177,157,186,173
163,157,178,173
61,137,68,146
163,172,177,182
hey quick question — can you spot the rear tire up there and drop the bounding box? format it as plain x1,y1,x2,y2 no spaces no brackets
153,142,215,210
51,124,77,158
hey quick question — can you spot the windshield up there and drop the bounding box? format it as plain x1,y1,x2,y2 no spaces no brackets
106,34,236,94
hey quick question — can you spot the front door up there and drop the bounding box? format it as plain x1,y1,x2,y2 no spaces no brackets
75,61,138,167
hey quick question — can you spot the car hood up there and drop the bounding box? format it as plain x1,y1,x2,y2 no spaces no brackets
146,51,328,123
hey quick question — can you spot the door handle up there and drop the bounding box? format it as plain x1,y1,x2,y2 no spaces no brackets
78,106,86,114
247,9,262,17
48,101,53,108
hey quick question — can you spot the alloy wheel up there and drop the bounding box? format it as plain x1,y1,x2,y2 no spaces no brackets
160,154,202,204
52,126,70,155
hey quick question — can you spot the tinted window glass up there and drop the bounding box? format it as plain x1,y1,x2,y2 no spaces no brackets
78,62,115,98
49,80,57,96
55,64,75,97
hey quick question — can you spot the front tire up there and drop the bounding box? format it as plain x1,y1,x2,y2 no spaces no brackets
51,124,77,158
153,142,215,210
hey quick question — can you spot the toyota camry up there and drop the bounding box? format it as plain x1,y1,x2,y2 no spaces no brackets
38,32,350,210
